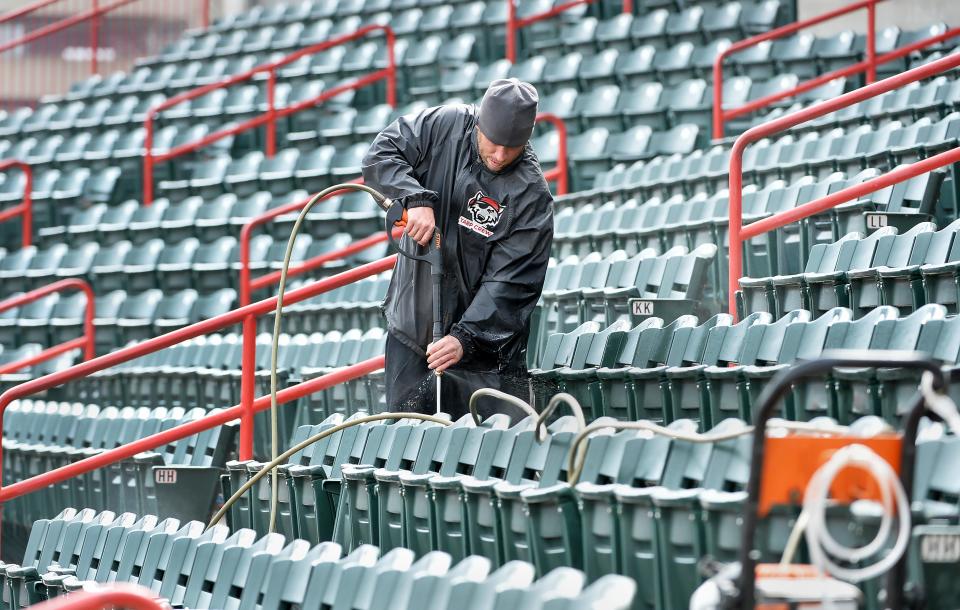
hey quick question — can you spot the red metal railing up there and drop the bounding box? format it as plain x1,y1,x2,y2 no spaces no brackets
0,255,395,505
712,0,960,139
27,584,166,610
0,0,209,109
506,0,632,63
727,51,960,318
0,161,33,249
143,24,398,205
0,279,95,374
536,112,568,195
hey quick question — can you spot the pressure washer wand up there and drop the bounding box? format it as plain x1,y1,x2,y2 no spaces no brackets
381,199,445,415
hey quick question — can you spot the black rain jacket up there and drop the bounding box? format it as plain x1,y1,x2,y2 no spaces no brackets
361,103,554,372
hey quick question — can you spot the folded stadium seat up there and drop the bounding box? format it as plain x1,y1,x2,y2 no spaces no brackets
148,289,200,336
452,415,580,568
539,52,582,96
844,222,938,316
604,418,718,610
629,9,669,50
336,190,384,237
567,127,611,192
570,84,619,131
18,242,68,291
18,102,58,135
832,303,947,424
767,33,817,80
94,95,140,130
157,153,225,203
0,107,33,138
701,309,812,426
540,252,603,337
161,89,227,131
329,142,368,183
3,137,38,168
25,134,65,168
835,168,945,237
588,197,638,255
0,246,35,298
699,1,740,40
507,55,548,94
300,107,358,149
537,319,626,420
112,288,165,346
242,25,279,54
470,59,511,100
289,146,336,194
729,39,773,81
477,2,507,64
0,292,56,348
574,51,617,96
415,61,478,102
385,7,422,41
653,41,696,86
113,67,153,97
155,237,200,292
76,129,120,170
85,71,124,100
112,238,166,293
665,5,704,47
608,125,654,167
37,203,102,247
610,242,717,324
785,307,893,417
534,16,597,59
55,133,97,170
591,13,633,54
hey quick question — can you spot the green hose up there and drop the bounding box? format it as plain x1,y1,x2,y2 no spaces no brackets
266,183,394,534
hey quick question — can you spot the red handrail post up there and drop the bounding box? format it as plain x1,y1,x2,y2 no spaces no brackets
727,51,960,318
385,26,397,108
239,316,256,460
866,0,877,84
202,0,210,28
90,0,99,76
0,161,34,248
144,109,156,205
0,279,96,374
21,165,32,249
27,584,167,610
506,0,517,63
535,113,568,195
266,69,278,158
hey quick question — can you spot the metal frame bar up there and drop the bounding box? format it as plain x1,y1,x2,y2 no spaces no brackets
24,584,167,610
0,279,96,374
712,0,889,140
727,50,960,317
0,161,32,249
143,24,398,205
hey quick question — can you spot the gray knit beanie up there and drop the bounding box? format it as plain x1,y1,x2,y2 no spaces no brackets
477,78,539,147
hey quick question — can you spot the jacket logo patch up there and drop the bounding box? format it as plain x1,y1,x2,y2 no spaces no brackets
458,190,504,237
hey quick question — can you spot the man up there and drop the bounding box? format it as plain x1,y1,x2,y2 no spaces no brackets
362,78,554,420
